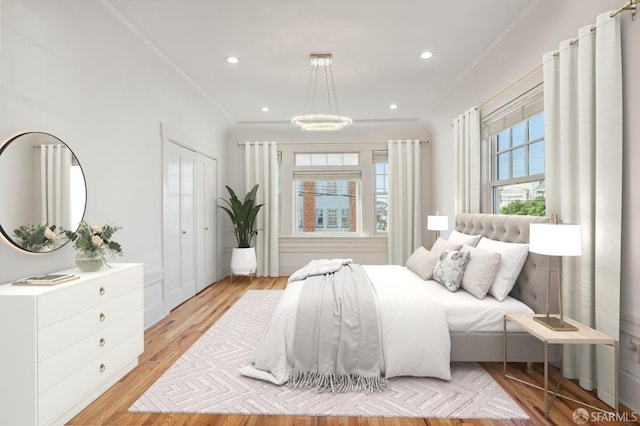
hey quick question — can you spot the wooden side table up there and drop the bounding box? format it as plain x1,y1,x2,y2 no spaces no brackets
503,313,618,418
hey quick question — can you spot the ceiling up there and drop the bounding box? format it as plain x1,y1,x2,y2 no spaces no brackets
107,0,533,125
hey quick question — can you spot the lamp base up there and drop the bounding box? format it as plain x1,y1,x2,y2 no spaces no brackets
533,315,578,331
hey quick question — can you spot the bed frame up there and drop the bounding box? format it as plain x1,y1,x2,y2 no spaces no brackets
450,213,560,362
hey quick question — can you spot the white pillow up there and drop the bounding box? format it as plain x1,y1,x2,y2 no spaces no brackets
405,247,440,280
461,246,502,299
431,237,462,255
475,237,529,302
448,230,482,247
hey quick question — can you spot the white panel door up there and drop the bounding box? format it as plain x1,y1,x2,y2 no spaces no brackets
164,140,196,310
196,153,217,293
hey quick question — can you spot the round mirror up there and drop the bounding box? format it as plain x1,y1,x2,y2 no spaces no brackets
0,132,87,253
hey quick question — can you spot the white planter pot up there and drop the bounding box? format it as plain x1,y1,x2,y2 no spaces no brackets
230,247,257,277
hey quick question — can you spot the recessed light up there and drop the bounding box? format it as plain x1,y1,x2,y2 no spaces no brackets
226,56,239,64
261,106,270,112
420,51,434,59
389,104,399,110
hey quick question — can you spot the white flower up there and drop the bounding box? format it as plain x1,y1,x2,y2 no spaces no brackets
91,225,102,234
91,235,102,246
44,228,56,241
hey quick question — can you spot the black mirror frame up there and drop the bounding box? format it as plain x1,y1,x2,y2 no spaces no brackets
0,132,87,253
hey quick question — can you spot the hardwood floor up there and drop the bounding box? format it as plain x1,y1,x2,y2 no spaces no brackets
69,276,639,426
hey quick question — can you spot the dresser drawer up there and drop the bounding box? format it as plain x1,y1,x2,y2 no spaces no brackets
38,308,143,395
37,265,143,329
38,330,143,426
38,288,142,362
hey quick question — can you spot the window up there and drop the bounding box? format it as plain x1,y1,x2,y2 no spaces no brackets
295,152,359,166
327,208,338,227
295,171,361,234
373,151,389,232
489,112,545,215
482,86,545,215
315,208,324,228
341,209,349,228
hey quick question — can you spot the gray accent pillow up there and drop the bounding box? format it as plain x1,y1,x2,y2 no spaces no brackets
405,247,440,280
433,249,471,292
461,246,502,299
431,237,463,256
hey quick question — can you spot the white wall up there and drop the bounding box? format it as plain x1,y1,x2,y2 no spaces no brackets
0,1,233,326
425,0,640,412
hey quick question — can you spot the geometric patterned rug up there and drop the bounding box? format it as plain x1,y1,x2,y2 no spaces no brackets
129,290,529,419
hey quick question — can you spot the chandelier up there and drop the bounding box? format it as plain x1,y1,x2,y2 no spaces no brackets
291,54,352,131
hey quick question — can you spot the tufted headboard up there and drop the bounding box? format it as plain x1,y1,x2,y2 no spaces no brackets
454,213,555,315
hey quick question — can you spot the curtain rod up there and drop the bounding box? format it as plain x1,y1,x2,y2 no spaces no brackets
610,0,637,20
477,62,543,110
32,144,65,148
474,0,636,115
236,140,428,146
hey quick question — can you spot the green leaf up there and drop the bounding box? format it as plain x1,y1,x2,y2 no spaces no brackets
218,184,263,248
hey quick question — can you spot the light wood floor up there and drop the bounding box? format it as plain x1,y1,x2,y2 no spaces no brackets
69,276,639,426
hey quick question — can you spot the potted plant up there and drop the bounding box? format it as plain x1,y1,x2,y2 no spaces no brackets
66,221,123,272
219,184,263,278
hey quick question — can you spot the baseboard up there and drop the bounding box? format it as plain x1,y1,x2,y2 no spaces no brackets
620,369,640,412
143,268,168,329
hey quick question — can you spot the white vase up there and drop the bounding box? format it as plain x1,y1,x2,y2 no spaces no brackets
230,247,257,277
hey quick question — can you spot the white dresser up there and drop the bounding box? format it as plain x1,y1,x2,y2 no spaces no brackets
0,263,144,426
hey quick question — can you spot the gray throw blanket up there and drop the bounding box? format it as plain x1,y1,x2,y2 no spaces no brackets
287,262,387,392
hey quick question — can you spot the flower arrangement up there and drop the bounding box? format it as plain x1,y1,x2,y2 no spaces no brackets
66,221,123,265
12,223,67,252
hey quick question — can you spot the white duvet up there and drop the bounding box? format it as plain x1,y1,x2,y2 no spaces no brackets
365,265,534,332
239,264,452,385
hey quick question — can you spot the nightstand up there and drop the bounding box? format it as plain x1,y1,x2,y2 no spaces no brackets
503,313,618,418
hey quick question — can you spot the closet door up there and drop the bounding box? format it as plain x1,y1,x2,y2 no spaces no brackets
195,153,217,293
164,141,197,310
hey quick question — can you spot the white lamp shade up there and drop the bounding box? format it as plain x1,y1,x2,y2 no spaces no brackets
529,223,582,256
427,215,449,231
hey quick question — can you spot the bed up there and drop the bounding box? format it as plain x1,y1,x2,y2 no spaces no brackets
240,213,560,389
450,213,559,362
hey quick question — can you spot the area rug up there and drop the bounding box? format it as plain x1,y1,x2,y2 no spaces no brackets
130,290,529,419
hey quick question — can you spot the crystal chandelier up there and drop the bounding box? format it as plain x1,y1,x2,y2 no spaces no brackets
291,54,352,131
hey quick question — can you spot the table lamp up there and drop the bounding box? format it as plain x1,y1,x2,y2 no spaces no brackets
529,217,582,331
427,211,448,240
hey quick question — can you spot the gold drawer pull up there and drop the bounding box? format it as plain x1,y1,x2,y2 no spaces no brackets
99,312,106,322
100,337,106,347
99,363,106,373
99,286,105,296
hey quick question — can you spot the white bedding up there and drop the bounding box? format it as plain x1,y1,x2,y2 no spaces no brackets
363,265,534,332
240,263,534,386
240,265,452,384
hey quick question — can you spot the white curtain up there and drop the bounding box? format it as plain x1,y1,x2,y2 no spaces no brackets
543,11,621,407
452,108,481,214
387,139,421,265
245,141,279,277
40,144,71,228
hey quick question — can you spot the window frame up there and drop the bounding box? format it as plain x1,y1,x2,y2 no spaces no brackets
491,114,545,186
481,86,545,214
488,113,545,214
373,150,389,233
293,171,362,236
